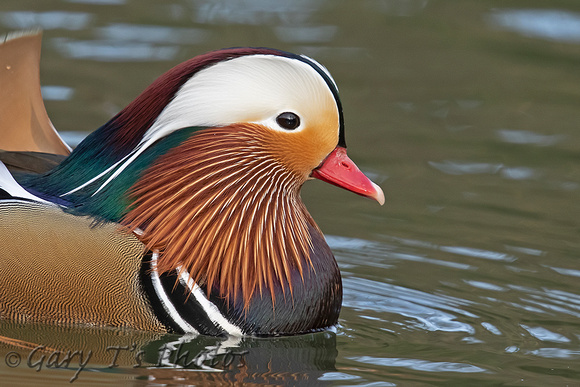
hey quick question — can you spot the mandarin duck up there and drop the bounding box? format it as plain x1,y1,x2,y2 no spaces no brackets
0,31,384,336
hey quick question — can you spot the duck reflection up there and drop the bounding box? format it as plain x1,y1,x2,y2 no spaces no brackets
0,321,338,385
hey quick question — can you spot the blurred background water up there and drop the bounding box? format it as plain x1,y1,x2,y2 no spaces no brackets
1,0,580,385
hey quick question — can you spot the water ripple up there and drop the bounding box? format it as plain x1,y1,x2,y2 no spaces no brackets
52,38,178,61
67,0,125,4
365,0,429,17
327,235,475,270
318,372,362,381
505,245,545,256
488,9,580,44
527,348,580,359
349,356,487,373
343,277,477,333
464,280,507,292
97,23,209,44
496,129,565,146
500,166,537,180
546,266,580,278
508,286,580,318
191,0,324,25
275,25,337,43
0,11,92,30
521,325,571,343
481,322,502,335
428,160,503,175
41,86,74,101
439,246,517,262
429,160,539,181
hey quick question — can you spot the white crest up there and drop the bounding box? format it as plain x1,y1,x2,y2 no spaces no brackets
150,54,338,135
63,54,340,196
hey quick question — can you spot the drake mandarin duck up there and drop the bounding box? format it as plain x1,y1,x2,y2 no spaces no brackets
0,32,384,336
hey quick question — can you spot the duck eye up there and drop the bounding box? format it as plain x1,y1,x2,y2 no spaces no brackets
276,112,300,130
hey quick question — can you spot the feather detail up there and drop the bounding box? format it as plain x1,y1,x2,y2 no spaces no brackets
122,124,317,308
104,47,294,156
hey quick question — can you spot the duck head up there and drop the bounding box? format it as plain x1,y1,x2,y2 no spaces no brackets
29,48,384,321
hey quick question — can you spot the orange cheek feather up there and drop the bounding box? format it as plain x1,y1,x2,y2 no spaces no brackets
263,108,339,179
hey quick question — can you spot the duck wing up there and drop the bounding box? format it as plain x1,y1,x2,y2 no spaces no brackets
0,199,165,331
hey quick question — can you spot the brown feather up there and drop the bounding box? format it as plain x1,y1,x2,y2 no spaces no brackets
0,31,70,155
122,124,318,308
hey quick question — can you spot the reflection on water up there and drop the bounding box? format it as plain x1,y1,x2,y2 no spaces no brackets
496,129,565,146
349,355,487,374
331,222,580,379
0,321,338,385
68,0,126,4
343,276,477,333
366,0,429,17
428,160,504,175
521,325,570,343
190,0,326,25
52,37,179,61
1,0,580,385
439,245,516,262
52,22,208,61
97,24,209,45
0,11,92,30
40,86,74,101
275,25,338,43
429,160,542,181
489,9,580,43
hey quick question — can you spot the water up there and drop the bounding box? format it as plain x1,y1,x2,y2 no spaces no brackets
1,0,580,385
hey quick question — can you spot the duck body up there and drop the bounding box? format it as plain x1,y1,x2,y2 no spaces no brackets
0,200,339,336
0,32,383,336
